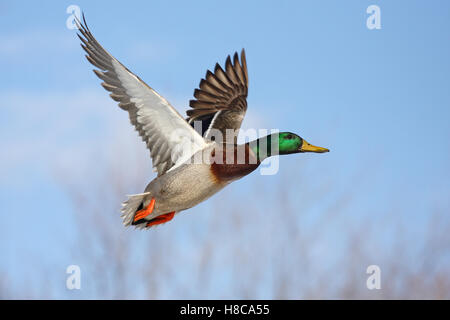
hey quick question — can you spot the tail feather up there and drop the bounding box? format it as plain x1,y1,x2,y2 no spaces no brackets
121,192,150,228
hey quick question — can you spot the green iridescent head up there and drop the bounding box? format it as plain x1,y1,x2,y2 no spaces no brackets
251,132,329,161
278,132,330,154
278,132,329,154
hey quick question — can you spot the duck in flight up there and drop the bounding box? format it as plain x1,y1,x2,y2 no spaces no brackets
76,15,329,229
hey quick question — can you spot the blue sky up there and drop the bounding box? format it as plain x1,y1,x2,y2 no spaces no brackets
1,0,449,298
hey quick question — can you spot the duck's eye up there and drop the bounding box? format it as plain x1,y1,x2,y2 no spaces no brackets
286,134,293,140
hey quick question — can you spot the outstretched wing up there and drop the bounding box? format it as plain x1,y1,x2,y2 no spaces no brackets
186,50,248,142
76,15,207,176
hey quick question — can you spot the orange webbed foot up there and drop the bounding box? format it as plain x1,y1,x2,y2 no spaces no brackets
133,198,156,222
146,211,175,228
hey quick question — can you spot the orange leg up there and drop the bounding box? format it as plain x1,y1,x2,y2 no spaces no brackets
134,198,156,222
146,211,175,228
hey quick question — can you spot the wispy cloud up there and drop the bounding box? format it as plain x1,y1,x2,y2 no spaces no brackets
0,29,77,61
1,89,138,185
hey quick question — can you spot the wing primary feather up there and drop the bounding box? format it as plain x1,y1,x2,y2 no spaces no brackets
213,62,234,88
225,55,239,86
194,89,223,102
199,77,230,98
85,54,108,70
241,49,248,85
101,82,118,91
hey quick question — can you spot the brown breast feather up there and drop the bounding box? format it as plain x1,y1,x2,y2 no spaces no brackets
210,144,260,182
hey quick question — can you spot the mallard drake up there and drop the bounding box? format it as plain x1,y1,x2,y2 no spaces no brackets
76,16,329,229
